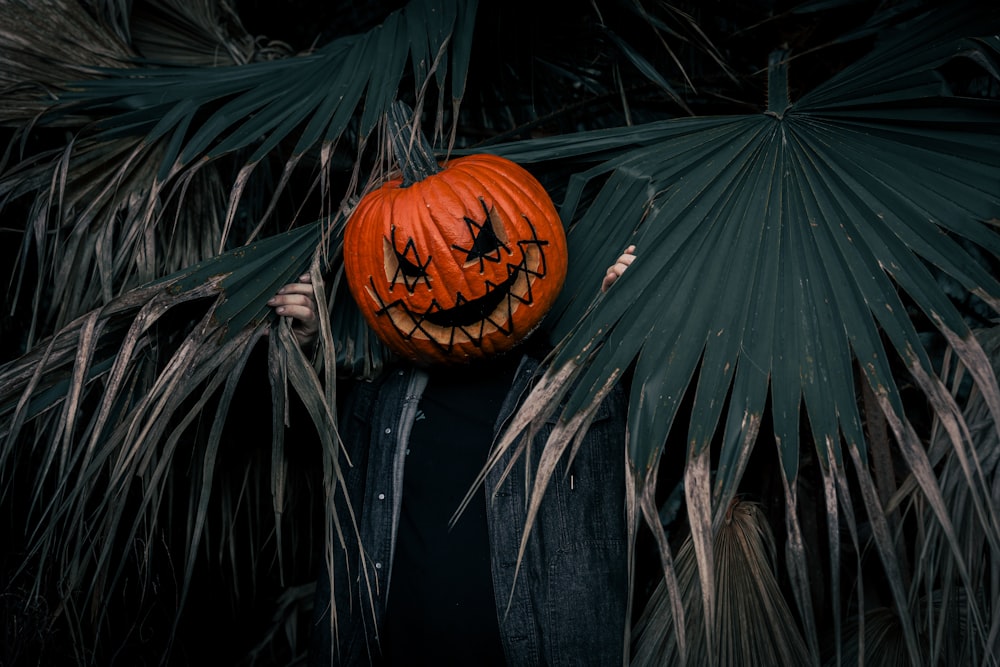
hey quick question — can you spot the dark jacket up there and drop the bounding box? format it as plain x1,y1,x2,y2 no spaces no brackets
310,354,629,666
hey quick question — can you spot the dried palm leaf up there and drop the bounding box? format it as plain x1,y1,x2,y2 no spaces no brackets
830,606,916,667
880,324,1000,665
0,0,133,126
128,0,280,66
0,219,335,659
631,498,811,666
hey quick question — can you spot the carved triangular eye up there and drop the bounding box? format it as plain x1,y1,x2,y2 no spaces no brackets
385,227,431,292
396,247,427,278
454,198,510,271
469,215,501,258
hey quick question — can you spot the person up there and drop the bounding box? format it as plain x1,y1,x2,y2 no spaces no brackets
269,247,637,666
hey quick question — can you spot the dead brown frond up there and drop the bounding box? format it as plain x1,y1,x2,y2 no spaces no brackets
2,136,229,348
0,219,332,659
0,0,134,126
631,498,812,667
831,606,916,667
886,324,1000,665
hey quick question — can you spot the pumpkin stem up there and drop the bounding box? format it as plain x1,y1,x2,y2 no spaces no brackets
388,100,442,186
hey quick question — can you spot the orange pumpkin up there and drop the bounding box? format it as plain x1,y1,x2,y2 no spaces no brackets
343,115,567,365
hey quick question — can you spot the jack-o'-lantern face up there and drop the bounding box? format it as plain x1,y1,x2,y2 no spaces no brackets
344,154,567,365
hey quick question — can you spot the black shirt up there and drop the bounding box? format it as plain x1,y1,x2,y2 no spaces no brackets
382,357,519,666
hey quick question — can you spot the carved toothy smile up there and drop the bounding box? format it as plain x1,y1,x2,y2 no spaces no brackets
421,274,517,328
365,233,547,353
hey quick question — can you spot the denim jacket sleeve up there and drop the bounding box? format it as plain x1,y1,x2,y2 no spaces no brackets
486,357,629,667
310,357,629,667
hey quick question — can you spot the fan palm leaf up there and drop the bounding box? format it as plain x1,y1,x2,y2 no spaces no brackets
0,0,133,125
631,498,811,666
126,0,277,66
1,0,474,346
1,1,475,658
482,4,1000,663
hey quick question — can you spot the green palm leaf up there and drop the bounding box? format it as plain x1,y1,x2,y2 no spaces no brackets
4,1,1000,663
487,4,1000,663
54,0,473,170
1,0,475,346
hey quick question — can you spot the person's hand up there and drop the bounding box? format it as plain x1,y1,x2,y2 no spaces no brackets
601,245,636,293
267,274,319,349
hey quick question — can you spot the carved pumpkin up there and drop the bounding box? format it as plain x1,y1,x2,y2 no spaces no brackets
343,106,567,365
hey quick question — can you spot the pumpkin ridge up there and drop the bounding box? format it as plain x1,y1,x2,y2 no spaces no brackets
432,172,512,296
453,156,546,211
418,176,482,299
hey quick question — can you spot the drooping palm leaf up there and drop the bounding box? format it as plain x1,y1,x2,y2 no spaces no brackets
887,324,1000,665
0,0,249,347
484,3,1000,663
4,0,1000,663
0,220,322,623
1,0,476,657
1,0,475,347
127,0,279,66
53,0,474,175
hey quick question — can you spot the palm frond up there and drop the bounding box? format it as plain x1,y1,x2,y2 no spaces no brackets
886,324,1000,665
631,498,811,666
0,219,331,659
1,3,475,657
128,0,280,66
1,0,476,347
52,0,473,164
486,3,1000,662
0,0,134,126
4,1,1000,663
828,606,917,667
